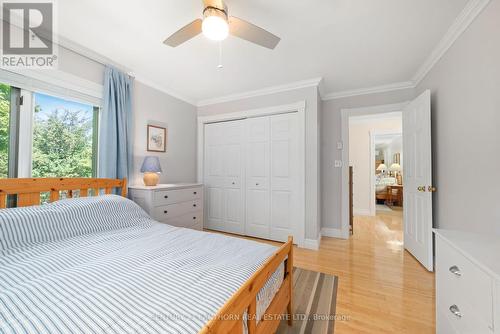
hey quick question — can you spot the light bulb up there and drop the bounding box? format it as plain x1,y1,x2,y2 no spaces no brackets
202,16,229,41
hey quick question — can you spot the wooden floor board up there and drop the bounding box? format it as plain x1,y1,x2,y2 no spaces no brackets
207,209,435,333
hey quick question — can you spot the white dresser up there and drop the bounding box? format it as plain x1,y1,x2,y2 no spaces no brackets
129,183,203,230
434,229,500,334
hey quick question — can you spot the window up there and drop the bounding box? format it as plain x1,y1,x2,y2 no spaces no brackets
0,83,10,178
0,84,100,180
32,93,99,178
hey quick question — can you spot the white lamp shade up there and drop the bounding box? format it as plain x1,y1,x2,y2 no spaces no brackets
202,15,229,41
376,163,387,171
389,163,401,172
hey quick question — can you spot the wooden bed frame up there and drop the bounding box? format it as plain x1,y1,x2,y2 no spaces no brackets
0,177,294,334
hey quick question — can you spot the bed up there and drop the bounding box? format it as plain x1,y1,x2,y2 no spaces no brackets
375,177,403,206
0,178,293,334
375,177,397,201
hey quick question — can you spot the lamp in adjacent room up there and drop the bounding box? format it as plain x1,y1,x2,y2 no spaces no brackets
140,156,162,186
389,163,402,183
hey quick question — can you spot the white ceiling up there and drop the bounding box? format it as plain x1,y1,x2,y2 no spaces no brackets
58,0,469,104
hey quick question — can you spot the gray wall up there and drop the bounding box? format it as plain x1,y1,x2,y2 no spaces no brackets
58,47,105,85
415,0,500,235
57,46,198,186
131,82,197,185
321,89,415,230
198,87,321,241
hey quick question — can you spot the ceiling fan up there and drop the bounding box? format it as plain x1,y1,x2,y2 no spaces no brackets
163,0,280,49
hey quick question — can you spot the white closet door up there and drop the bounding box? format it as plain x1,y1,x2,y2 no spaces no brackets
269,113,298,242
245,117,270,238
204,120,245,234
222,121,245,234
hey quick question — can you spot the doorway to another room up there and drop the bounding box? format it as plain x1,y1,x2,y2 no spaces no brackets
341,91,434,271
348,112,404,244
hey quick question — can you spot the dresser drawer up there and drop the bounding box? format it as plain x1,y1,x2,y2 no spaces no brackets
163,210,203,230
436,237,494,332
153,199,201,221
153,187,202,206
438,285,493,334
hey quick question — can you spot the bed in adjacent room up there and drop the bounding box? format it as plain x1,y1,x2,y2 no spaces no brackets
0,178,293,334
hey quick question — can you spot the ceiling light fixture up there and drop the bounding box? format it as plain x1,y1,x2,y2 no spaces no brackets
202,6,229,41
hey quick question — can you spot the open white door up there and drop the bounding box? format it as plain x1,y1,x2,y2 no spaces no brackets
403,90,434,271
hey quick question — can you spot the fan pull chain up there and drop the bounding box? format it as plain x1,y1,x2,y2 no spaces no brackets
217,42,223,69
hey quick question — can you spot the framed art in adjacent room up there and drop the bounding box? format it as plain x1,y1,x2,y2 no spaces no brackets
147,125,167,152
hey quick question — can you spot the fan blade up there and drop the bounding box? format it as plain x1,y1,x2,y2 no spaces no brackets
163,19,202,47
203,0,225,10
229,17,280,49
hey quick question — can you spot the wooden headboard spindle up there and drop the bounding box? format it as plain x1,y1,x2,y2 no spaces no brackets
0,178,127,209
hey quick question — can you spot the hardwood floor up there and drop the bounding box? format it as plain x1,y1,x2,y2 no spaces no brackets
207,209,435,333
295,210,435,334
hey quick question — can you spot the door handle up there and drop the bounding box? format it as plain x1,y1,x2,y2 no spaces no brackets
428,186,437,192
417,186,426,192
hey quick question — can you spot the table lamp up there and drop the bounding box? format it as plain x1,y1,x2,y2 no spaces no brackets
141,156,162,186
389,163,402,182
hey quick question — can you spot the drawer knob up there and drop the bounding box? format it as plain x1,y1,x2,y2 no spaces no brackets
449,265,462,277
193,216,196,220
193,204,197,207
164,210,168,214
256,183,259,186
449,305,462,318
164,195,168,199
193,191,197,195
232,182,235,185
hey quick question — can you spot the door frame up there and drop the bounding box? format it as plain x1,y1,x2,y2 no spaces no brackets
340,102,409,239
197,101,306,248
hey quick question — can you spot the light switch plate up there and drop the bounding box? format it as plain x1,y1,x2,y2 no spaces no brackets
337,142,343,150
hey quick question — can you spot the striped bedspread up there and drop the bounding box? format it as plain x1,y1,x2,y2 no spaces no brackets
0,195,279,334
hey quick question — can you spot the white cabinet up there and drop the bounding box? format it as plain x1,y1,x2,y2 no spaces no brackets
203,112,302,243
129,184,203,230
434,229,500,334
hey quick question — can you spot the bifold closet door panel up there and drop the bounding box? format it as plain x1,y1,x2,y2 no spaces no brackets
222,121,245,235
269,113,298,242
245,117,270,239
204,120,245,234
204,122,225,231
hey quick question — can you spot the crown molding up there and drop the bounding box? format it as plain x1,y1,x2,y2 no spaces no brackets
197,77,323,107
322,81,415,101
412,0,492,85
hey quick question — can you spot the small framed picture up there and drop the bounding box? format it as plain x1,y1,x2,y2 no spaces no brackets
147,125,167,152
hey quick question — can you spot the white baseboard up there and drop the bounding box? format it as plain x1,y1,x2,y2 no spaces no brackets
303,236,321,250
321,228,344,238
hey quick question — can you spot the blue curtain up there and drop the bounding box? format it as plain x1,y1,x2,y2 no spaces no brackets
98,66,133,181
